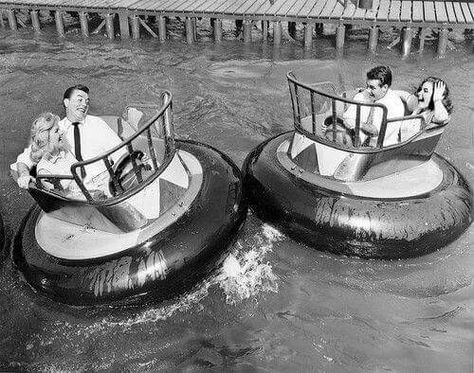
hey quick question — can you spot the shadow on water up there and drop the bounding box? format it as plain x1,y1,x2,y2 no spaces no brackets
0,24,473,372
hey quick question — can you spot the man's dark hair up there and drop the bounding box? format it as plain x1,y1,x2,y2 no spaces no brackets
366,66,392,87
63,84,89,100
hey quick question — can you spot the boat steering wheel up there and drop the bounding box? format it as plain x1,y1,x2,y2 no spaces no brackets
110,150,152,195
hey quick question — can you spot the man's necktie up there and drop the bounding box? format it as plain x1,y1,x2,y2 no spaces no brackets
72,122,86,178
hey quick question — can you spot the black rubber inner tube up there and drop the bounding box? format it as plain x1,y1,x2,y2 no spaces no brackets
13,140,247,306
243,132,473,260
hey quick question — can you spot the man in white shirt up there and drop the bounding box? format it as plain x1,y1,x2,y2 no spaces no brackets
343,66,405,146
13,84,124,188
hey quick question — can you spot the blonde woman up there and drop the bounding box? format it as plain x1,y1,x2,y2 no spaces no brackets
16,112,109,198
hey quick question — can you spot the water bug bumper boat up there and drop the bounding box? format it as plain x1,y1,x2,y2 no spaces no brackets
243,73,473,259
13,92,247,306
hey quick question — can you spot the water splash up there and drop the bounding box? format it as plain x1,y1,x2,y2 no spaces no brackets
98,224,283,328
217,224,282,305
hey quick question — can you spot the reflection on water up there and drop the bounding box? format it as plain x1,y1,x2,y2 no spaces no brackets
0,25,473,372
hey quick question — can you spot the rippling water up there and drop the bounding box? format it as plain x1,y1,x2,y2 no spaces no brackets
0,22,473,372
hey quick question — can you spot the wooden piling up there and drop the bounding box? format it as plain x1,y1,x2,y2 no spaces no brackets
192,17,197,42
213,18,222,42
273,21,281,46
131,15,140,39
0,11,4,29
243,20,252,42
79,12,89,37
55,10,64,37
418,28,425,53
402,27,412,57
262,20,268,41
105,14,114,40
336,23,345,50
118,12,129,39
368,25,378,52
157,16,166,42
185,17,194,44
304,23,313,50
7,9,17,31
31,10,40,33
437,27,448,58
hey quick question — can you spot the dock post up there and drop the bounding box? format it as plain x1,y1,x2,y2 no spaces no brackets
7,10,17,31
336,23,345,50
368,25,378,52
437,27,448,58
55,10,64,37
131,15,140,40
402,27,412,57
262,20,268,41
213,18,222,42
31,10,41,33
119,12,130,39
273,21,281,46
79,12,89,37
243,20,252,42
0,11,4,29
192,17,197,42
185,17,194,44
105,14,115,40
304,23,313,50
157,16,166,42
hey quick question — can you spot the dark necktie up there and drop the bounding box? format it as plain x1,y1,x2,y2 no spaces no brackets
72,122,86,178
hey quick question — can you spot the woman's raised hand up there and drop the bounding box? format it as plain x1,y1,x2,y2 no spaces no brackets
432,81,446,103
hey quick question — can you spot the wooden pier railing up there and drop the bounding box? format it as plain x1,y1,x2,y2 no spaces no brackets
0,0,473,57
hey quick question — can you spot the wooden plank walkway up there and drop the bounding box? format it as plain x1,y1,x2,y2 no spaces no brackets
0,0,473,28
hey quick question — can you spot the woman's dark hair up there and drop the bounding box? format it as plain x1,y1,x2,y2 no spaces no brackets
63,84,89,100
417,77,453,115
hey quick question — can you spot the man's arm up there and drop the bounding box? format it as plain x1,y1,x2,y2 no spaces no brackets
343,92,379,136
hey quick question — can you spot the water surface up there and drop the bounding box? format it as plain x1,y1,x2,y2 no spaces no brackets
0,23,473,372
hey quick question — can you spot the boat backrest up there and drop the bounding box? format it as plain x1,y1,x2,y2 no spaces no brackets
34,91,176,205
287,72,429,153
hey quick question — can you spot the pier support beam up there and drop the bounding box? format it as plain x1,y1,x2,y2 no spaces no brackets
213,18,222,42
336,23,345,50
304,23,313,50
402,27,412,57
55,10,64,37
262,20,268,41
7,10,17,31
192,17,197,41
105,14,114,39
0,11,4,29
185,17,194,44
79,12,89,37
273,21,281,46
243,20,252,43
437,27,448,58
31,10,41,33
118,12,130,39
157,16,167,42
131,15,140,40
368,25,378,53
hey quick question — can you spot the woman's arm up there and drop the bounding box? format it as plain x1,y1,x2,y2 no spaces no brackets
431,81,450,124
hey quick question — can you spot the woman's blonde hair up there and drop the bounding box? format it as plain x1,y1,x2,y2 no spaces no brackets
29,112,63,164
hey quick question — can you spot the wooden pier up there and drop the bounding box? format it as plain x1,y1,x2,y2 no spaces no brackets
0,0,473,57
